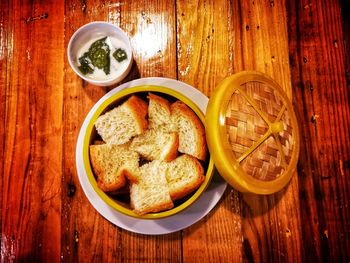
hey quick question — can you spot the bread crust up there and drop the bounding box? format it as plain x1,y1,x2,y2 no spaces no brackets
148,93,171,113
162,132,179,161
89,145,127,192
171,101,207,161
147,93,173,130
132,199,174,215
124,95,148,133
168,154,205,200
123,169,139,184
98,174,126,192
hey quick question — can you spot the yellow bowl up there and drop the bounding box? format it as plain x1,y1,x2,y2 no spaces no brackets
82,85,214,219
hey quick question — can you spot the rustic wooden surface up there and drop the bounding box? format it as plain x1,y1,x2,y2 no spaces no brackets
1,0,349,262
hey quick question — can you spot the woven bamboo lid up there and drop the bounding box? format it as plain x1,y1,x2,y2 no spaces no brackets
206,71,300,194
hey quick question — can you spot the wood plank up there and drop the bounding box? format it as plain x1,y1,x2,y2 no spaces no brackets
62,0,181,262
121,0,177,79
119,1,181,261
176,0,234,93
176,0,243,261
230,1,303,261
178,0,303,261
0,1,10,255
1,0,64,261
343,0,350,78
61,1,122,262
287,0,350,261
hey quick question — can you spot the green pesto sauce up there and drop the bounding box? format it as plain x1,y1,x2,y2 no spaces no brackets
78,37,127,76
113,48,127,62
88,37,110,74
78,52,94,75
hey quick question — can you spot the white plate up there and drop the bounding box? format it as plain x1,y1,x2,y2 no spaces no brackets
76,77,227,235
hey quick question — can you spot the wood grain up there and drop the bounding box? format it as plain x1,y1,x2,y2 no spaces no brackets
287,0,350,261
176,0,243,262
62,0,181,262
229,1,304,262
231,1,303,262
121,0,178,80
119,1,182,262
1,0,64,261
0,0,9,171
177,0,303,262
343,0,350,79
0,2,9,258
62,0,122,261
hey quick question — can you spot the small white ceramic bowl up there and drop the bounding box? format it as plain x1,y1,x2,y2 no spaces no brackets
67,22,133,86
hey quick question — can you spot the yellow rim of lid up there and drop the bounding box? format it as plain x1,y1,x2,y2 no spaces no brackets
206,71,300,194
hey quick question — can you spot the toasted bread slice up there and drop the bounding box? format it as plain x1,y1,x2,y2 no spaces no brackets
94,95,148,145
148,93,173,129
166,154,205,200
171,101,207,161
89,143,139,192
130,161,174,215
130,129,178,161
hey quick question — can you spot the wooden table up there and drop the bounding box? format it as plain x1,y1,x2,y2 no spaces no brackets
1,0,349,262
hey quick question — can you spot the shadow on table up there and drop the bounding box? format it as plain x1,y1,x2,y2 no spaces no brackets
238,184,289,218
154,168,292,235
182,176,291,234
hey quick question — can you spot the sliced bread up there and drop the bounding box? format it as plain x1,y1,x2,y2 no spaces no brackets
171,101,207,161
89,143,140,192
147,93,174,130
130,129,178,161
94,95,148,145
130,161,174,215
166,154,205,200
